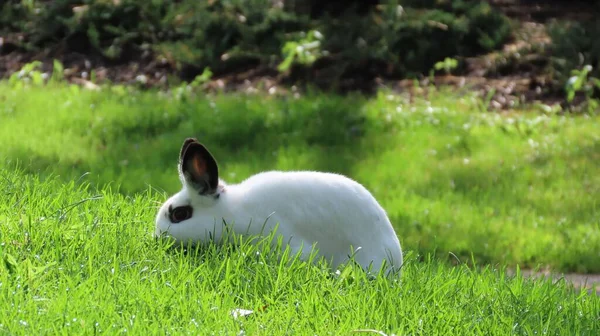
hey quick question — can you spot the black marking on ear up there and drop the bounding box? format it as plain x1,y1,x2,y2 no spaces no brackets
180,138,198,162
180,140,219,195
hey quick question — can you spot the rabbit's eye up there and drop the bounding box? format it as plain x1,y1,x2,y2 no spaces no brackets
169,205,193,223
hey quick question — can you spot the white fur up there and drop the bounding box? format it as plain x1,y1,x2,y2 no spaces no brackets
156,169,403,275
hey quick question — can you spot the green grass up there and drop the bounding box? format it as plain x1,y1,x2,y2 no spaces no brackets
1,169,599,335
1,81,599,274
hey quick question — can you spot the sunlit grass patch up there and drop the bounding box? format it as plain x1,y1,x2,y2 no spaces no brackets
0,169,598,335
0,82,599,272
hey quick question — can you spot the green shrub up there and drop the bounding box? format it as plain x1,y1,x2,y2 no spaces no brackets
1,0,512,84
319,0,511,78
462,2,513,52
0,1,30,33
549,20,600,94
9,0,307,72
155,1,307,74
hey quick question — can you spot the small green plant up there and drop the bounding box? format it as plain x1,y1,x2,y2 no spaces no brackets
170,67,213,101
190,67,213,88
476,87,497,113
549,20,600,94
50,59,65,83
434,57,459,75
8,61,44,88
278,30,324,73
8,60,66,88
565,64,600,113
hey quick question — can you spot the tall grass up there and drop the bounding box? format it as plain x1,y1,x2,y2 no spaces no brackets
0,169,598,335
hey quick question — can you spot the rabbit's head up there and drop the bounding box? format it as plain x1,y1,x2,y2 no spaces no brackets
155,138,226,244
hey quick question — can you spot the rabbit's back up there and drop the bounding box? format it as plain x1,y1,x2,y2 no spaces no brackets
229,171,403,273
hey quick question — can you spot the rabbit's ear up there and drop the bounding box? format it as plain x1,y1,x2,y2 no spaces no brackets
180,138,198,162
179,139,219,195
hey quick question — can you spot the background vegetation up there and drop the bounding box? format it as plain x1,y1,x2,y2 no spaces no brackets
2,0,598,102
0,0,511,84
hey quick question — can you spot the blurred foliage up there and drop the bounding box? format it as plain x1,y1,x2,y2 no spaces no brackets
319,0,511,78
0,0,512,82
549,20,600,96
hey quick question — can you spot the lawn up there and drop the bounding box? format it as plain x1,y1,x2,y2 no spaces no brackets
0,79,599,334
0,169,599,335
1,80,598,273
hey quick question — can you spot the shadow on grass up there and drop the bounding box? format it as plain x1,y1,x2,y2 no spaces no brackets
1,89,373,195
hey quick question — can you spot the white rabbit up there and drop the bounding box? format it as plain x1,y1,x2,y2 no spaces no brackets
155,138,403,275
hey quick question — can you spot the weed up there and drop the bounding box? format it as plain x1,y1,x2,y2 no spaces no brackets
278,30,324,73
565,64,600,113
